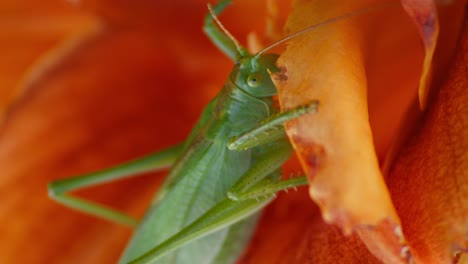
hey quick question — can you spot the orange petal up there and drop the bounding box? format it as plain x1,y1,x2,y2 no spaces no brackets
0,0,99,121
387,14,468,263
274,0,424,260
240,189,382,263
276,0,399,228
401,0,439,109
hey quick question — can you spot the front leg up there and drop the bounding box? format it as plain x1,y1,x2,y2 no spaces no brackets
227,139,292,201
228,100,319,151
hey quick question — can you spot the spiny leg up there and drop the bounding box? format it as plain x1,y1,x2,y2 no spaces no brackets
227,101,318,199
233,175,308,201
227,139,292,201
228,100,319,151
203,0,248,60
48,143,183,227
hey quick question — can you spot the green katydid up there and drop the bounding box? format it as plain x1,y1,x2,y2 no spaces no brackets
47,1,395,263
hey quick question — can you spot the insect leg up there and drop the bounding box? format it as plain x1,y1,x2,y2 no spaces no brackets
228,100,319,150
203,0,247,60
48,143,183,226
231,176,309,201
227,139,292,201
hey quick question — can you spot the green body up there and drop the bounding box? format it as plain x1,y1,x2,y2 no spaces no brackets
120,55,281,263
48,1,319,263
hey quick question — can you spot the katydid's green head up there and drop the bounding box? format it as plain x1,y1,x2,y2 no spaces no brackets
231,53,280,97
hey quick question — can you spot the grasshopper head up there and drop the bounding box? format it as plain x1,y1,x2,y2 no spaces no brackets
231,54,280,97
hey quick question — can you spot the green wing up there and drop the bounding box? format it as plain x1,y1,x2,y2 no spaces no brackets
119,138,252,264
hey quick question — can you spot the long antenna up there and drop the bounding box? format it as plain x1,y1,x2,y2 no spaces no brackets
207,3,245,55
255,1,398,56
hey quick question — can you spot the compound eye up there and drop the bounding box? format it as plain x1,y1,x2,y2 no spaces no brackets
247,73,263,88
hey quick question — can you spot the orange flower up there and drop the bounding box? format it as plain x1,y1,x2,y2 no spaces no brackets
0,0,465,263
